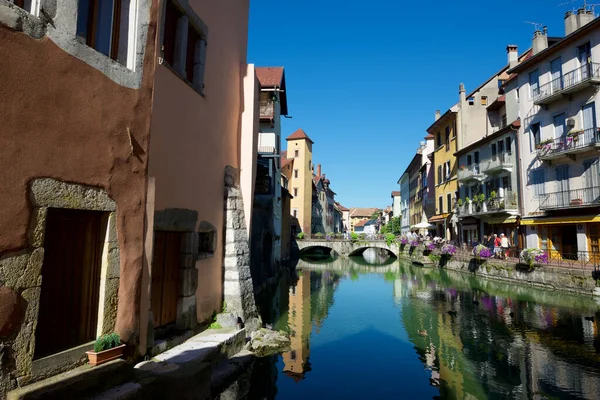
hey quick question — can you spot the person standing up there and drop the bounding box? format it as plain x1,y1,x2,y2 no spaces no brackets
500,233,510,259
493,234,502,258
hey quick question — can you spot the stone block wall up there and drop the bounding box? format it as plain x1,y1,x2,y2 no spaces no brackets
223,166,260,332
0,179,120,392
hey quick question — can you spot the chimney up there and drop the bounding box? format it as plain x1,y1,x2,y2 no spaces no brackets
459,83,466,104
435,110,441,121
565,10,578,35
317,164,321,177
506,45,518,68
532,27,548,55
577,7,594,30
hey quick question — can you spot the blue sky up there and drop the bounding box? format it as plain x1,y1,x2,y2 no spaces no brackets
248,0,583,208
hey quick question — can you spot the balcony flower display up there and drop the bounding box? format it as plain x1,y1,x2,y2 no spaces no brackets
567,129,583,137
441,244,457,256
473,244,492,261
459,165,466,170
409,238,419,247
400,236,409,245
520,248,548,269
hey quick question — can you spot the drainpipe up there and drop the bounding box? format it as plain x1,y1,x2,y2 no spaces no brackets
512,121,524,248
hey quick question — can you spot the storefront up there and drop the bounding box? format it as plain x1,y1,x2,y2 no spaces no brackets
522,215,600,261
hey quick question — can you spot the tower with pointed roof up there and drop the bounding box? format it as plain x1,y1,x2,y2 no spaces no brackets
284,128,314,233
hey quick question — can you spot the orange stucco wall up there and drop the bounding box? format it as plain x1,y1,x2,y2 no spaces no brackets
0,6,158,349
148,0,251,321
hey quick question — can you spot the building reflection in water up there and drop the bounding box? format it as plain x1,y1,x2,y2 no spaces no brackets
282,270,312,381
395,264,600,399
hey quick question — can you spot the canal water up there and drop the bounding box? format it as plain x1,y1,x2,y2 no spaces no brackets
235,254,600,399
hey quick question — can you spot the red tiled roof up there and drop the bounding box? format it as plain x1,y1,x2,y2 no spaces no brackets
286,128,314,143
335,202,349,211
281,158,293,168
350,207,379,218
256,67,284,88
355,219,369,227
424,134,434,140
391,191,400,197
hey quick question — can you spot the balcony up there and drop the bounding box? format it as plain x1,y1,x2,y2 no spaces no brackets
457,165,485,183
259,100,274,119
456,192,518,217
536,127,600,162
539,187,600,211
482,153,513,175
533,62,600,106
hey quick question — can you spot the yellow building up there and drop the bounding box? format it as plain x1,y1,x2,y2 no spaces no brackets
427,107,459,240
348,208,379,232
282,129,314,234
282,271,311,379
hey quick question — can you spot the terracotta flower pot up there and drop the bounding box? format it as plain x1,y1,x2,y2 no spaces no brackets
86,344,126,366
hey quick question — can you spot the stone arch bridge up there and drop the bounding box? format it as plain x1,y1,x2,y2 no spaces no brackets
296,240,399,258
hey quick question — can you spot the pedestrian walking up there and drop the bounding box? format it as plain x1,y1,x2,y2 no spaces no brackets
493,234,502,258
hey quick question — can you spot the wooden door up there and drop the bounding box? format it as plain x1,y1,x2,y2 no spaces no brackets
35,208,107,359
151,231,181,328
548,225,563,261
588,224,600,264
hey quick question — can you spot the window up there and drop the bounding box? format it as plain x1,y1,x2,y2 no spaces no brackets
481,96,488,106
529,69,539,98
452,120,457,138
293,188,298,197
531,123,541,148
445,126,450,148
445,161,451,180
532,169,546,197
294,169,299,179
468,97,475,106
161,0,208,91
294,150,299,157
498,139,504,156
8,0,38,14
506,136,512,155
447,193,452,212
438,165,442,185
437,132,442,148
474,151,479,164
438,196,443,214
498,79,506,88
467,155,472,166
77,0,131,63
491,143,497,160
442,163,446,183
292,209,298,218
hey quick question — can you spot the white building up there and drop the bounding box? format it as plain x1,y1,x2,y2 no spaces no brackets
508,9,600,257
398,173,410,234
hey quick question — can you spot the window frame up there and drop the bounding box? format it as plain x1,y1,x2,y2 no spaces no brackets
531,123,541,150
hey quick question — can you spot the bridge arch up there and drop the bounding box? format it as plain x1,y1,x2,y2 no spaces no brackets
348,246,397,259
295,240,399,258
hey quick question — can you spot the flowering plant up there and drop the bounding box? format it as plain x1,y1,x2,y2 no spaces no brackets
473,244,492,260
400,236,409,245
520,248,548,269
459,165,466,170
409,239,419,247
424,241,436,251
441,244,457,255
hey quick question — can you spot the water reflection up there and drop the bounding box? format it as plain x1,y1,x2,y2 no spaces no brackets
232,257,600,399
361,247,393,265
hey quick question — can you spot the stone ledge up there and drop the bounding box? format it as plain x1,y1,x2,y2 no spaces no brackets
8,359,132,400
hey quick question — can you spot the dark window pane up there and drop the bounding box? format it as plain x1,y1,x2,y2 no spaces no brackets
76,0,93,40
163,0,179,66
95,0,115,57
186,25,199,82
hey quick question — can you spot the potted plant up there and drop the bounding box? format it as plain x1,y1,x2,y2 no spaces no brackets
567,129,583,138
86,333,125,366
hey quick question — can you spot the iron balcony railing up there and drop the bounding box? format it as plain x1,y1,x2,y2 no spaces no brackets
457,165,483,182
563,62,600,89
533,62,600,104
259,100,274,118
539,187,600,210
482,152,513,174
456,191,517,216
536,127,600,159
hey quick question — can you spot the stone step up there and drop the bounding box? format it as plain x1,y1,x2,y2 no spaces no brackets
7,359,133,400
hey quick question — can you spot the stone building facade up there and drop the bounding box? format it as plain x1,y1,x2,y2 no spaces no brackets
0,0,157,391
